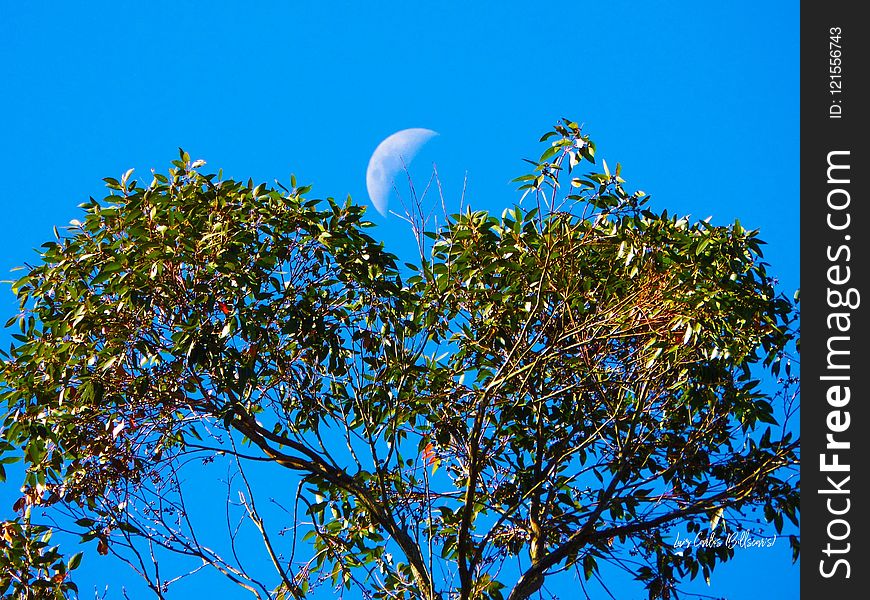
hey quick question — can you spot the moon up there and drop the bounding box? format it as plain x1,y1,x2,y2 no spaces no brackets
366,128,438,216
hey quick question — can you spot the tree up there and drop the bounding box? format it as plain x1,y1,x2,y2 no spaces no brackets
0,120,799,600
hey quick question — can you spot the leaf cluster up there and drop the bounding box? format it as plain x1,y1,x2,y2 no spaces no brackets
0,127,798,600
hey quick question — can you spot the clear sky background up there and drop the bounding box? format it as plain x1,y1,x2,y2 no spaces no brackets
0,2,798,598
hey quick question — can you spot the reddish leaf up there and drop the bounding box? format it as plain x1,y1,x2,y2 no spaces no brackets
422,443,436,466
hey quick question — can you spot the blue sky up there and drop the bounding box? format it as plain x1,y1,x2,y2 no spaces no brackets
1,2,798,598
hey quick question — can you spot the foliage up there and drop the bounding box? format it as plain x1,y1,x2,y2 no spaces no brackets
1,505,82,599
0,123,799,600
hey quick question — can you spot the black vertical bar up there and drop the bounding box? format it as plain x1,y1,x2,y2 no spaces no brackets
801,2,868,597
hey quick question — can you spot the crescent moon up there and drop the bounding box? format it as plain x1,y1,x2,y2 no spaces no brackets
366,128,439,216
